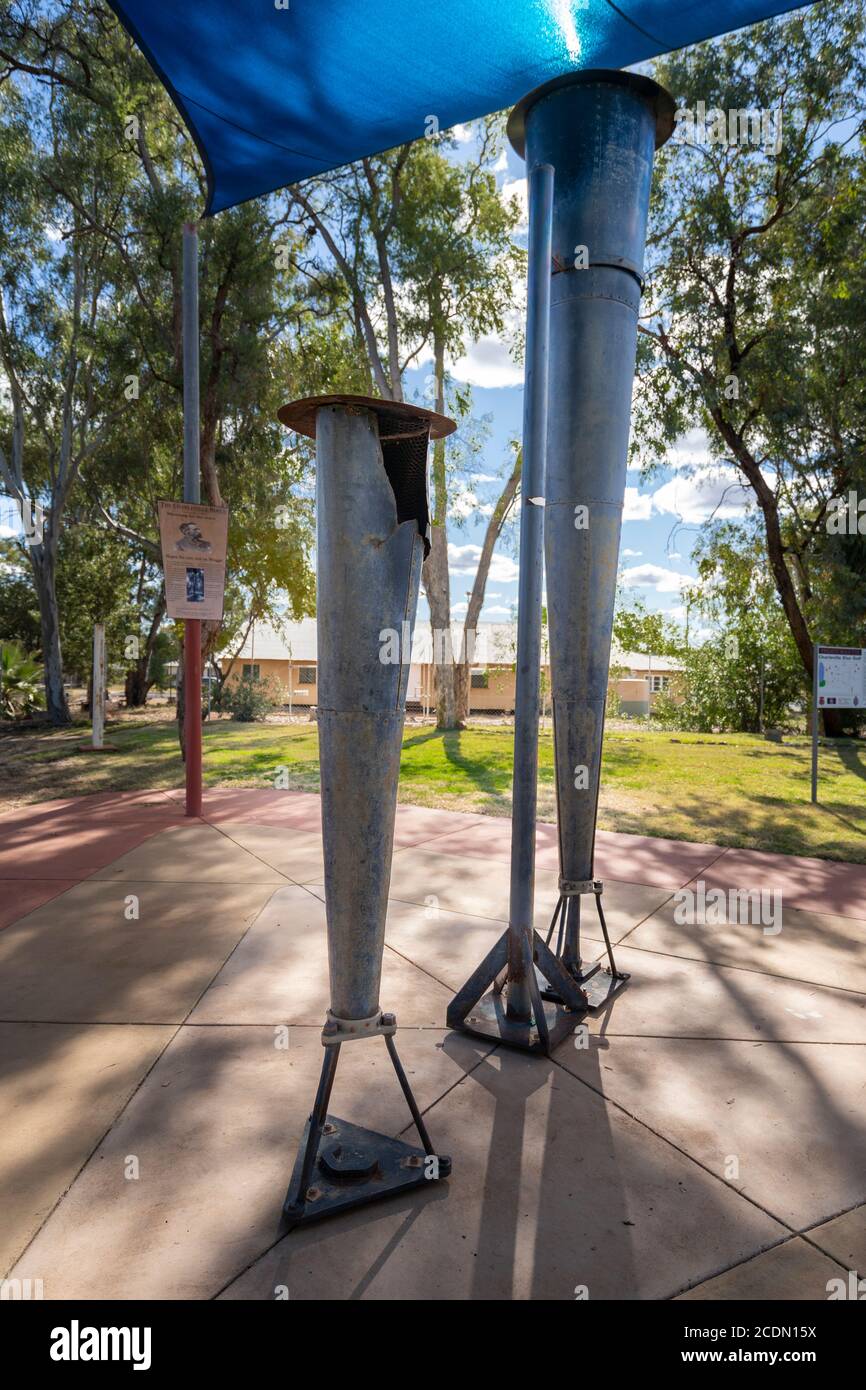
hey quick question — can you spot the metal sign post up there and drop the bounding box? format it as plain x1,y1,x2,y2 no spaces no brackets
811,643,819,804
91,624,105,750
811,642,866,804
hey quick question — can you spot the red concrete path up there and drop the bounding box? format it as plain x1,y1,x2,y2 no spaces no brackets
3,788,866,929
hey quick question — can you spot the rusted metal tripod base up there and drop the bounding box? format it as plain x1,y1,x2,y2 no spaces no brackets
283,1116,449,1230
461,987,579,1053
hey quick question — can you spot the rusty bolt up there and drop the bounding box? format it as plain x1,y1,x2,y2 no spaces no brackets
322,1019,339,1037
380,1012,396,1028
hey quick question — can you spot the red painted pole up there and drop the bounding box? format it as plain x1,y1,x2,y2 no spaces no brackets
182,220,202,818
185,618,202,817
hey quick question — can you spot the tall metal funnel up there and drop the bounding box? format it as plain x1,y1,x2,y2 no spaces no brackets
277,394,455,1226
523,71,674,1012
447,71,673,1054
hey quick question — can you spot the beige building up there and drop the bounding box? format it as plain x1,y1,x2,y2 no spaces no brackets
220,619,683,716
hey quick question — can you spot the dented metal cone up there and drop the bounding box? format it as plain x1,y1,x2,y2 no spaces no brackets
277,394,454,1226
448,71,674,1054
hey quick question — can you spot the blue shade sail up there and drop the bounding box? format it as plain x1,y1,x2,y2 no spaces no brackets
108,1,807,214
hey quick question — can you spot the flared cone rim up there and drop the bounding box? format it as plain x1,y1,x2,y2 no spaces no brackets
507,68,676,158
278,394,457,441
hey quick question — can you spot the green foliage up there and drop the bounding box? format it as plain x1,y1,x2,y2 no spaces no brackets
613,591,681,658
0,640,44,718
54,525,137,681
221,673,282,722
0,565,41,651
635,1,866,696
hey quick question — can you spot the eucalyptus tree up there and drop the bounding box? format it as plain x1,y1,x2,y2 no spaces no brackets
0,0,319,732
636,0,866,734
0,25,137,722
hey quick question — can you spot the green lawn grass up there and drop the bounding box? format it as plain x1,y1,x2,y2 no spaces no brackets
2,716,864,863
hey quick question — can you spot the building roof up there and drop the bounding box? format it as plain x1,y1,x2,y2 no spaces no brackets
226,619,683,671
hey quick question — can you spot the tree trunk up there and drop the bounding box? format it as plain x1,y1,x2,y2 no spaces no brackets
712,413,846,738
30,544,69,726
422,332,459,730
125,588,167,707
454,448,522,725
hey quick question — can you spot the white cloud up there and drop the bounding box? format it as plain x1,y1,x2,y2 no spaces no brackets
621,547,642,558
448,541,519,584
666,427,712,472
649,467,752,524
451,333,523,388
448,489,493,520
450,123,474,143
621,563,691,594
481,604,513,617
623,486,653,521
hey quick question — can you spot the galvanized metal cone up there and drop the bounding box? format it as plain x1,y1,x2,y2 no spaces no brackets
278,396,454,1226
541,72,673,1009
448,72,674,1053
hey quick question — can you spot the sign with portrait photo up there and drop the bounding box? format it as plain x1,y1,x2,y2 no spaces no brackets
158,501,229,621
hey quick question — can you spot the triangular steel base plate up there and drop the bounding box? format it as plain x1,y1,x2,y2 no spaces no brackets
282,1115,448,1230
461,986,579,1053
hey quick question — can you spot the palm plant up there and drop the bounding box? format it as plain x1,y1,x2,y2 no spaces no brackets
0,642,45,718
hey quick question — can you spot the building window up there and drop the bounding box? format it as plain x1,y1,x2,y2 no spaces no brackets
242,663,260,680
650,674,669,692
470,670,489,689
298,666,316,685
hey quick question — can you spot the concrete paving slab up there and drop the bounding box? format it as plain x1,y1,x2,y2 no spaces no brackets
676,1237,844,1300
188,884,452,1025
581,943,866,1043
188,789,324,830
91,823,288,884
217,1046,784,1301
211,825,324,884
8,1025,491,1300
703,847,866,921
624,898,866,994
0,879,78,931
558,1036,866,1230
806,1203,866,1272
0,880,276,1023
391,805,489,849
0,1020,171,1274
378,849,671,945
423,820,723,888
384,898,508,994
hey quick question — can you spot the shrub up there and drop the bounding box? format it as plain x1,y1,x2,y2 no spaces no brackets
221,673,281,722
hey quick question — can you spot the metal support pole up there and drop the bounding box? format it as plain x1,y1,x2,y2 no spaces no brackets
91,623,105,750
506,161,554,1024
183,221,202,818
811,642,819,804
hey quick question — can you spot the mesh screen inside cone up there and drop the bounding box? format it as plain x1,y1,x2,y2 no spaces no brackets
375,412,432,557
